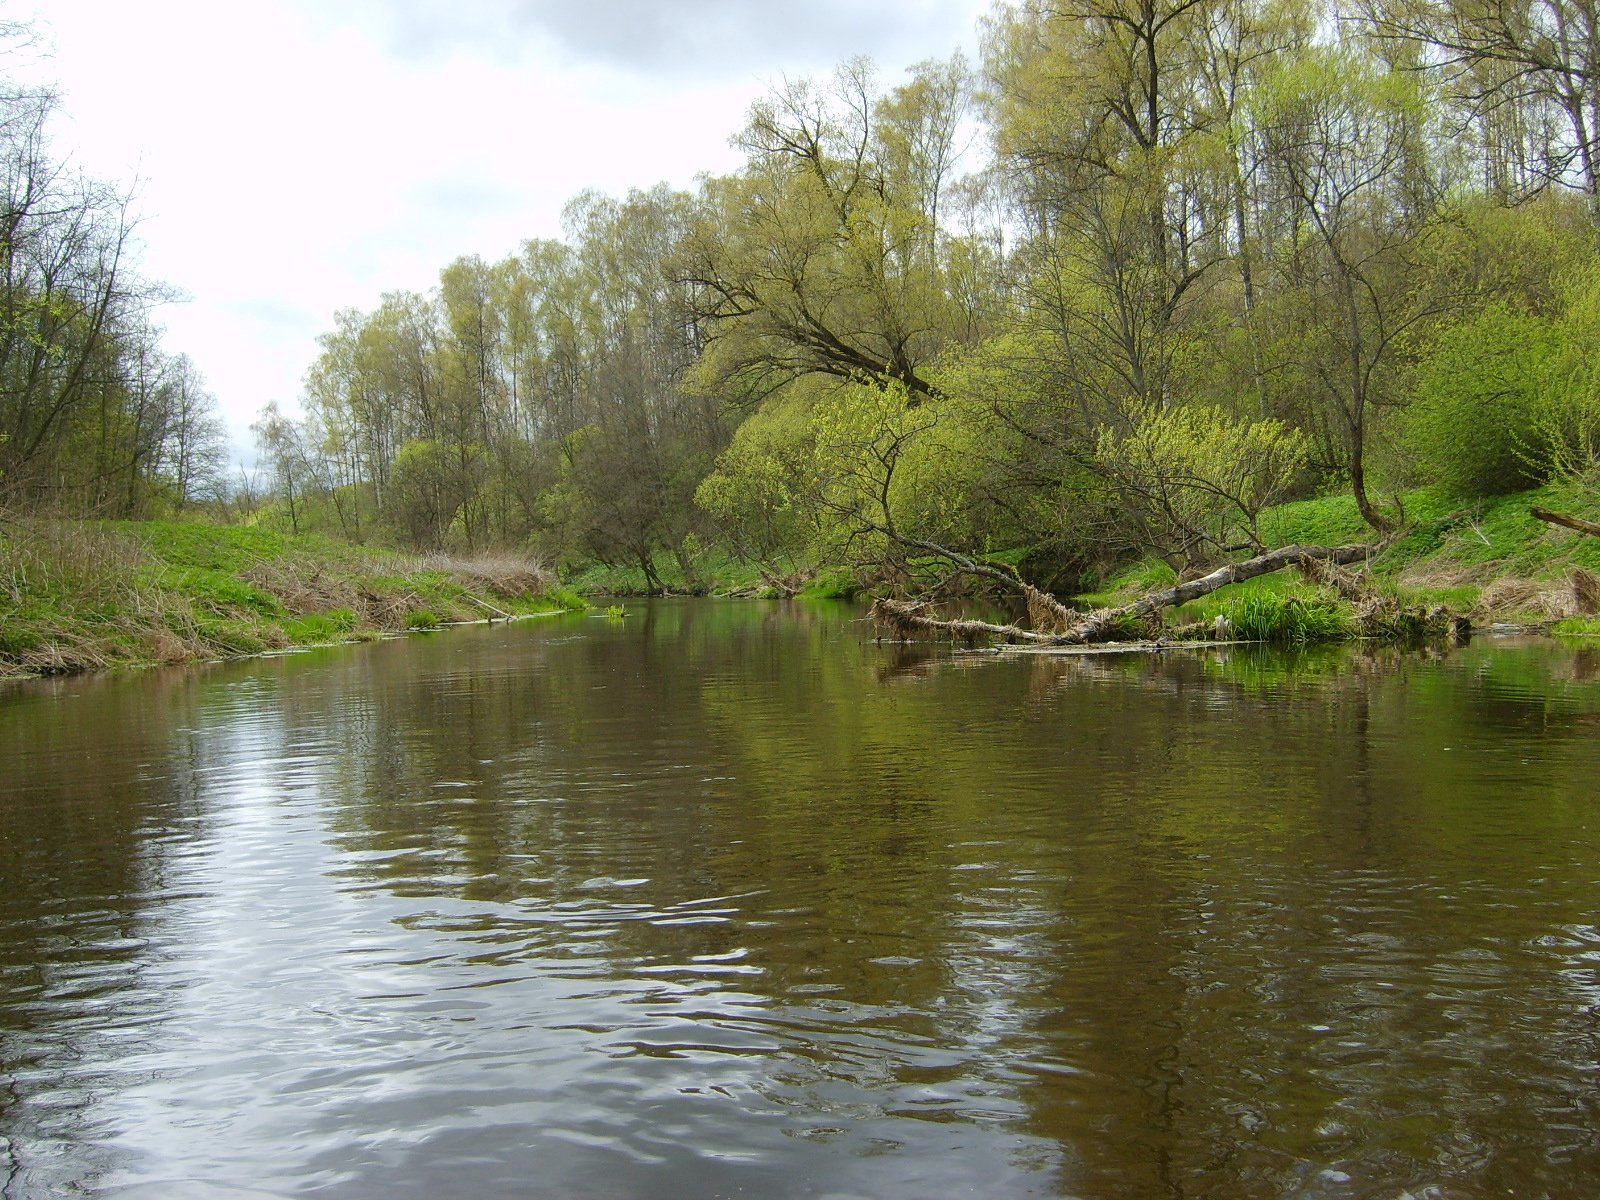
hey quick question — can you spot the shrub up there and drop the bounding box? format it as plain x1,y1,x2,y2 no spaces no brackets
1404,304,1562,497
1095,402,1311,569
1532,266,1600,481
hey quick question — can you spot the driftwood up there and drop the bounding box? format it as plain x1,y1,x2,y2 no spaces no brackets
874,542,1376,645
464,594,513,620
1299,553,1471,643
852,520,1079,631
1531,507,1600,538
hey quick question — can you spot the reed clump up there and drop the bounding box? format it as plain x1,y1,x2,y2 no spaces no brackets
1222,589,1353,647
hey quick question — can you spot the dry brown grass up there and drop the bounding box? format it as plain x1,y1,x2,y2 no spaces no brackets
143,624,199,666
1570,568,1600,615
1472,576,1582,621
1397,564,1489,589
17,627,112,675
417,552,553,600
354,587,420,631
241,559,362,616
3,518,146,600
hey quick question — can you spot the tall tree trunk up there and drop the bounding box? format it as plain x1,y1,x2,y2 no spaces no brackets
1341,272,1390,533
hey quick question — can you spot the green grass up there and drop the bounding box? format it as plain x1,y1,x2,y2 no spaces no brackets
0,518,582,680
1256,493,1373,547
1165,576,1352,645
280,608,360,644
1076,559,1177,607
1553,616,1600,637
1370,480,1600,579
123,521,288,570
542,585,587,611
798,568,863,600
560,548,771,598
1223,589,1353,645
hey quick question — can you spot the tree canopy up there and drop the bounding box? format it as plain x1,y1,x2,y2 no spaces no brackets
216,1,1600,596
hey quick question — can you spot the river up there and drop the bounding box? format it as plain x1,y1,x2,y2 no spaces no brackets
3,600,1599,1198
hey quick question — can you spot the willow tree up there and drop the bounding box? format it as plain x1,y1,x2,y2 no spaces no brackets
678,56,981,406
538,185,727,588
983,0,1233,421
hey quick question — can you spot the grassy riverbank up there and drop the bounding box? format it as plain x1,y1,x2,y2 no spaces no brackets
8,480,1598,679
0,519,583,680
1079,480,1600,642
562,556,859,601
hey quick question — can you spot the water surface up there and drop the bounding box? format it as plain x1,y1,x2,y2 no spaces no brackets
3,602,1599,1198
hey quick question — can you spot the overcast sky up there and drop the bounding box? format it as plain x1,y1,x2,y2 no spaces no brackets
21,0,989,459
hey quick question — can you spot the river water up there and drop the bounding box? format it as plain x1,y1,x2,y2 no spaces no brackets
3,601,1599,1199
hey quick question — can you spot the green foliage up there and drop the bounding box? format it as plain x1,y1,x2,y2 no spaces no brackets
113,11,1597,609
387,440,480,549
1404,305,1562,496
799,569,863,600
1076,559,1178,606
1552,617,1600,638
544,586,588,611
243,16,1596,606
1301,479,1600,582
280,609,360,645
405,609,442,630
557,538,758,597
1257,494,1371,548
1095,402,1312,567
1424,195,1594,317
695,386,827,576
698,378,958,583
158,567,285,619
1532,266,1600,482
903,344,1077,566
679,58,973,407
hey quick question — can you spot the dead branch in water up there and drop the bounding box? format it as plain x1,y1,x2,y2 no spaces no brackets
874,542,1378,645
853,520,1079,632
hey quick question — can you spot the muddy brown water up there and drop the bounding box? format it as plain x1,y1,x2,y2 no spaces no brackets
3,601,1599,1198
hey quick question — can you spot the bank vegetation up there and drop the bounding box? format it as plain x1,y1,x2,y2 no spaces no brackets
8,3,1600,663
0,519,578,680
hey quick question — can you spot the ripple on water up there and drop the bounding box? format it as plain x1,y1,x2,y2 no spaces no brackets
4,617,1600,1197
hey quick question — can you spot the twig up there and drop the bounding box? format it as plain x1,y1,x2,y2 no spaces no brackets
464,594,512,620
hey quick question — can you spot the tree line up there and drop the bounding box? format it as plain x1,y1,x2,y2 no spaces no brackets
260,0,1600,592
0,24,228,517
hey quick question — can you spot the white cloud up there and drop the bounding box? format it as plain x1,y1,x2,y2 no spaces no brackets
345,0,981,76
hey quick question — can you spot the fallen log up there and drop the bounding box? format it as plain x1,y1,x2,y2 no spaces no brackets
1531,507,1600,538
874,542,1377,645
